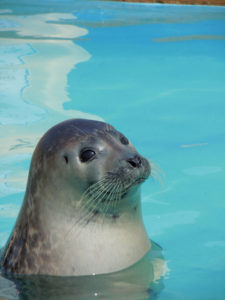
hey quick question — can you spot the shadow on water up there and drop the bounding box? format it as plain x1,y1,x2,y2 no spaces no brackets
0,242,165,300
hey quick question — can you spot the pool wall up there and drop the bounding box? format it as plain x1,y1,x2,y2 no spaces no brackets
114,0,225,6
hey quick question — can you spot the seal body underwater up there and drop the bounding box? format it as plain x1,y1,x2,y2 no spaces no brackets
0,119,152,276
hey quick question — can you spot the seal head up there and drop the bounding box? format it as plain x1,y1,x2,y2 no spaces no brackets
1,119,151,276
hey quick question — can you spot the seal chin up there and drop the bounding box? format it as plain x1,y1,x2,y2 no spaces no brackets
134,177,147,185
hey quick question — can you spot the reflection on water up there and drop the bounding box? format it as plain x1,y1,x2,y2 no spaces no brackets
0,42,44,126
0,244,166,300
0,9,101,141
0,3,103,251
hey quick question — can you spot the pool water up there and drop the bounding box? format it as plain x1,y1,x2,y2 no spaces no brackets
0,0,225,299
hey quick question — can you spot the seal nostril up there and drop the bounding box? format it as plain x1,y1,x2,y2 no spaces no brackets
127,155,142,168
127,159,137,168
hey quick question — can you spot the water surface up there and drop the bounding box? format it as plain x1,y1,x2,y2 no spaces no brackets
0,1,225,299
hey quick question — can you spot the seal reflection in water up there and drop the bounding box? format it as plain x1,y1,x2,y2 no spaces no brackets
0,119,161,280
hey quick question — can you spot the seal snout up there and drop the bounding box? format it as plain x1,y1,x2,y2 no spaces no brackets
123,153,151,186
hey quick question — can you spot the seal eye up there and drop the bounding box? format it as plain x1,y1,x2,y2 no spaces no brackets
80,149,96,163
120,135,129,145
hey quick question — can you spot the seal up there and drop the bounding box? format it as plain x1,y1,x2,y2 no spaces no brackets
0,119,151,276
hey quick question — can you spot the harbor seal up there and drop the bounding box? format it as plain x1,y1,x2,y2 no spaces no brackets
0,119,151,276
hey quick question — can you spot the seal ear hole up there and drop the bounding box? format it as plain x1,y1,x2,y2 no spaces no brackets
63,155,69,164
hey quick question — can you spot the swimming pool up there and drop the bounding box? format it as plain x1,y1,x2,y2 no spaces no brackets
0,0,225,299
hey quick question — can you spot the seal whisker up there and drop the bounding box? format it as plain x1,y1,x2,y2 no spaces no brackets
82,177,115,208
100,180,120,226
111,178,123,210
148,159,165,189
77,177,111,208
60,181,113,240
77,180,118,232
149,160,165,176
77,179,117,226
151,170,165,189
111,178,120,211
115,180,124,207
91,179,116,222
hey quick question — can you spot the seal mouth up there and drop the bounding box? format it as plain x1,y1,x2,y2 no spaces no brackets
122,174,148,189
134,177,147,184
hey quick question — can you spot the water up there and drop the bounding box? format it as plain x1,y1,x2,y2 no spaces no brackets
0,0,225,299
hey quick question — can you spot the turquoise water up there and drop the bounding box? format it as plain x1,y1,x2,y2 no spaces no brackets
0,0,225,299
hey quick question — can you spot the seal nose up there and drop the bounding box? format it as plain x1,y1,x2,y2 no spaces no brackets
127,155,142,168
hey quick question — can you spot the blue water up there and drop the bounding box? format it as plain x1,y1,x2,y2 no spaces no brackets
0,0,225,299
